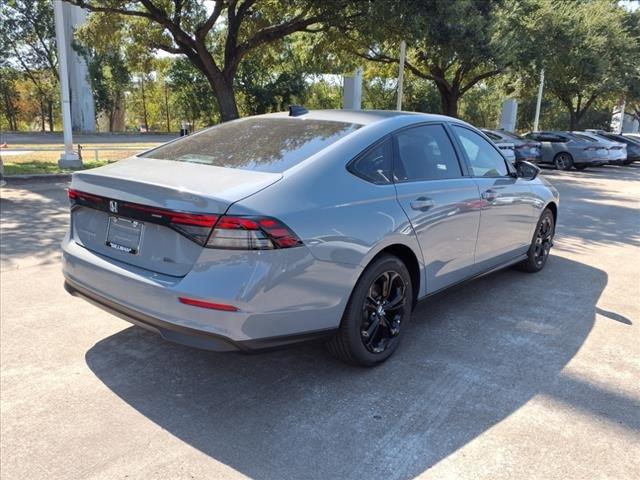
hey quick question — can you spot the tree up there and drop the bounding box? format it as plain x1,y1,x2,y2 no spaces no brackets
167,58,219,129
84,49,130,131
350,0,525,117
1,0,59,131
235,39,308,115
66,0,361,122
0,67,21,131
75,17,131,132
621,8,640,123
525,0,639,130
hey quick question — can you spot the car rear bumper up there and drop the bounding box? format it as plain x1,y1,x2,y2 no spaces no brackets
62,233,358,351
64,279,335,351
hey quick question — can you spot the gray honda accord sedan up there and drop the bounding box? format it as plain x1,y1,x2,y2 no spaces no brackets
62,109,559,366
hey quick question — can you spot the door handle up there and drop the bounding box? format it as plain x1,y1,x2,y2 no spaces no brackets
481,189,498,201
410,197,435,211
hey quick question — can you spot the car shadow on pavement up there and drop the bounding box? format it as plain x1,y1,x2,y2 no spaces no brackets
85,256,632,480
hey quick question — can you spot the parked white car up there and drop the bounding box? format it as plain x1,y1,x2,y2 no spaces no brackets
481,130,516,164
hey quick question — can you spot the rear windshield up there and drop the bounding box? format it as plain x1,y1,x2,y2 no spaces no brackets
498,130,525,141
141,117,361,172
482,130,502,141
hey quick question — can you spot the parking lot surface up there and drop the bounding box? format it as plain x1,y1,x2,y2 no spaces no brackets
1,166,639,480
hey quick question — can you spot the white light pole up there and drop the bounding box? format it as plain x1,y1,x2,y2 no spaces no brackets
618,98,626,134
533,68,545,132
54,0,81,168
396,40,406,111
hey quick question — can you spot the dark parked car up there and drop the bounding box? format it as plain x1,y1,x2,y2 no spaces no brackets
483,129,542,164
524,131,608,170
586,130,639,164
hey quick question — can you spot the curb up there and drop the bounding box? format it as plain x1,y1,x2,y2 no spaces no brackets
3,173,72,185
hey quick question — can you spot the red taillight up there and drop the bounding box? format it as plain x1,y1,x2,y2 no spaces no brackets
68,188,103,203
122,202,218,227
67,189,302,250
206,215,303,250
178,297,239,312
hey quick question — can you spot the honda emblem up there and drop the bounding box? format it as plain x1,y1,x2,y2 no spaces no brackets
109,200,118,213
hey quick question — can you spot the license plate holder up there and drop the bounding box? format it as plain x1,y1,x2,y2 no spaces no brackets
105,216,143,255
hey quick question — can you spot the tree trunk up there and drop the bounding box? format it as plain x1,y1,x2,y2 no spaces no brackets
568,110,578,131
200,67,239,122
39,97,46,132
48,101,54,132
435,82,460,118
213,77,239,122
164,83,171,132
140,76,149,132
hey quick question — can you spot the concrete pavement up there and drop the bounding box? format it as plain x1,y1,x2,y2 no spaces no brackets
1,166,639,479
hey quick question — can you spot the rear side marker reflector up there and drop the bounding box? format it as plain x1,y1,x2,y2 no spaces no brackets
178,297,239,312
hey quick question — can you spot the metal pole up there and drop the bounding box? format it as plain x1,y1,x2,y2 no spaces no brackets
396,40,406,111
54,0,81,167
533,68,544,132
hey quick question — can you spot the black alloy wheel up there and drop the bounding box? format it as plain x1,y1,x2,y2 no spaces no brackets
327,254,413,366
554,152,573,170
360,271,406,354
518,208,555,273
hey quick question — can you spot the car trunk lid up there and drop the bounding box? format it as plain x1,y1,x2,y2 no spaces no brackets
69,157,282,277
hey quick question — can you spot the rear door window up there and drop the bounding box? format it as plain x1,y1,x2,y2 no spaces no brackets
394,124,463,181
142,117,361,173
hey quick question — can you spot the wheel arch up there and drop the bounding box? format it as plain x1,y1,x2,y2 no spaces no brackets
369,244,421,308
545,201,558,224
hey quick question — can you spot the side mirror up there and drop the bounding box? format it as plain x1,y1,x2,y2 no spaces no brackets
516,160,540,180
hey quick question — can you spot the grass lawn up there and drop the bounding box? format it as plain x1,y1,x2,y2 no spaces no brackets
3,160,110,175
1,143,159,175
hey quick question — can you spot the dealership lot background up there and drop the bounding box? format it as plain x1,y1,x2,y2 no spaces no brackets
1,165,638,479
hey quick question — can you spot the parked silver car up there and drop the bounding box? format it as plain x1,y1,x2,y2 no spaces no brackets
524,131,608,170
62,109,559,366
571,131,627,165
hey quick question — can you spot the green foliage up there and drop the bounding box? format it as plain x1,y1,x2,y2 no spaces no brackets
167,58,219,129
0,67,22,130
344,0,526,117
519,0,639,129
0,0,59,131
83,48,130,131
236,41,308,115
3,0,639,133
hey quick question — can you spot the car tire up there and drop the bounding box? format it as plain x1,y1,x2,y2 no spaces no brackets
553,152,573,170
518,208,555,273
327,254,413,367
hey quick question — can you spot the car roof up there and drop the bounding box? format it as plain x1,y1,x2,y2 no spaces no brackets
261,109,463,127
